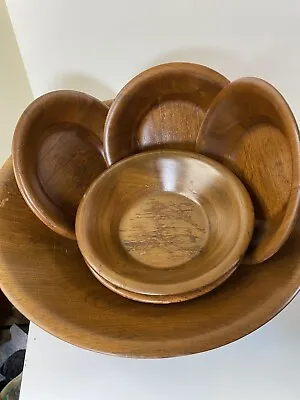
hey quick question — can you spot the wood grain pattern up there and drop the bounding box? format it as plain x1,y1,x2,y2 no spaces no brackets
12,90,109,239
119,192,209,269
76,150,254,299
104,63,229,165
1,158,300,357
196,78,300,264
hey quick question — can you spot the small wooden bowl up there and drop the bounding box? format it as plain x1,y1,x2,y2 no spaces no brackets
104,63,229,165
196,78,300,264
76,150,254,298
12,90,108,240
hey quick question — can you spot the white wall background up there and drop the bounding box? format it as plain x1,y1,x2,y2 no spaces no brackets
0,0,32,165
5,0,300,124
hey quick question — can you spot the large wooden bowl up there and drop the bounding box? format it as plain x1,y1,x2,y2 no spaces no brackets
76,150,254,300
196,78,300,264
1,158,300,357
12,90,108,240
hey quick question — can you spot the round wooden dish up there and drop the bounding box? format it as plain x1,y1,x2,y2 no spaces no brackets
1,158,300,357
0,160,300,357
104,62,229,165
76,150,254,297
12,90,108,240
86,257,237,304
196,77,300,264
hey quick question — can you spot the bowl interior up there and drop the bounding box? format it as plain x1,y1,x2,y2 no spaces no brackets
104,63,229,165
196,77,300,264
76,151,253,296
13,90,108,239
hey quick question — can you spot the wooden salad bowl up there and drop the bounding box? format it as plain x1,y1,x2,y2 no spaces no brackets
1,158,300,357
12,90,108,240
76,150,254,303
104,62,229,165
196,77,300,264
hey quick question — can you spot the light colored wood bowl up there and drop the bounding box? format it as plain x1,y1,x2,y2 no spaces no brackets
196,77,300,264
104,62,229,165
1,158,300,357
12,90,108,240
76,150,254,298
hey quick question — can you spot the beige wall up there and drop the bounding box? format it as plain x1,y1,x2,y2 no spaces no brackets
0,0,32,165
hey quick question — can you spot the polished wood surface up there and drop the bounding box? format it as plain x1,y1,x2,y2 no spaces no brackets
12,90,108,240
86,258,237,304
76,150,254,299
104,63,229,165
0,160,300,357
1,158,300,357
196,78,300,264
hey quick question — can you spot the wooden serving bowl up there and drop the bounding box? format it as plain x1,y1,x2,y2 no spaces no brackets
12,90,108,240
104,63,229,165
1,158,300,357
196,78,300,264
76,150,254,299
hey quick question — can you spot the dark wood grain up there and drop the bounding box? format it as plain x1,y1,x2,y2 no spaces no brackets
1,158,300,357
12,90,109,239
196,77,300,264
104,63,229,165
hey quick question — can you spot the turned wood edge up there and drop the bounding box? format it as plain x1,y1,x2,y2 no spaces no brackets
102,99,114,107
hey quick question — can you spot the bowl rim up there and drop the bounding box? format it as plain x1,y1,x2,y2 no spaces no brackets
85,257,238,304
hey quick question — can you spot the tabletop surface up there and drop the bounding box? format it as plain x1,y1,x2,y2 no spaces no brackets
3,0,300,398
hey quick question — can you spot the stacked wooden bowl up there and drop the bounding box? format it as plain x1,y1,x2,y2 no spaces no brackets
1,62,300,357
76,150,254,304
